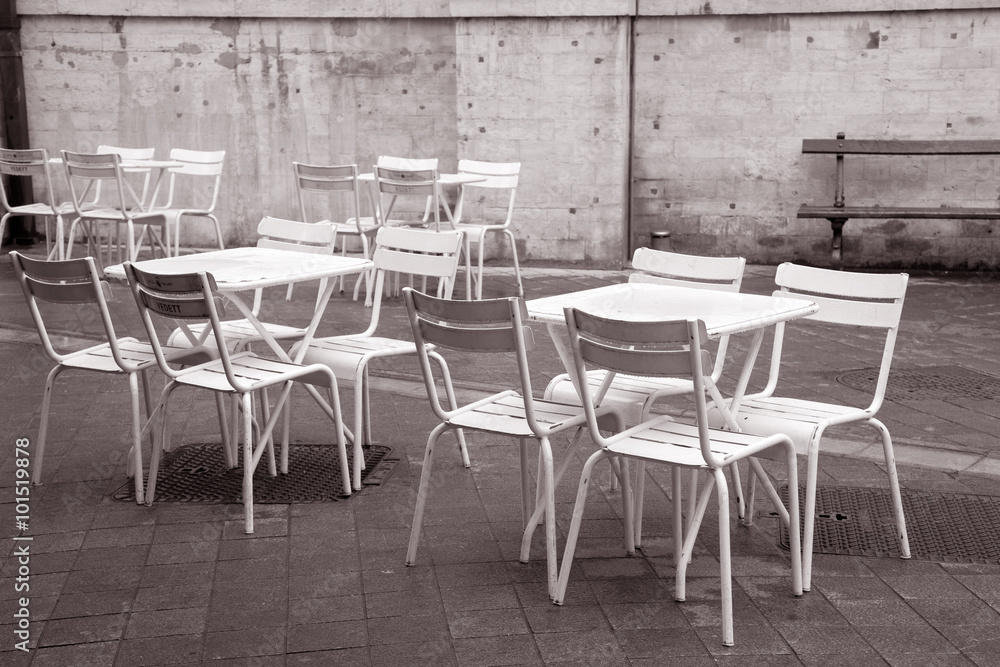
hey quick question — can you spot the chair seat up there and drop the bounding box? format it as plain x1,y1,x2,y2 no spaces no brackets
455,221,508,234
448,393,587,438
713,397,874,455
295,335,420,379
167,320,306,351
79,207,168,224
332,218,379,234
61,337,214,373
608,415,770,468
546,370,695,425
6,202,77,217
172,353,333,393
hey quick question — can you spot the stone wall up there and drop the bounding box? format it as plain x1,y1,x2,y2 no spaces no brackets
11,1,1000,270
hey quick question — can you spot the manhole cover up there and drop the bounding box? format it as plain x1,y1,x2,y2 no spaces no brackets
778,485,1000,563
837,365,1000,401
112,443,398,504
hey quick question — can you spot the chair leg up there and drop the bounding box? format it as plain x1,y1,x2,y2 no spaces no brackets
747,455,803,598
672,466,683,567
518,438,531,531
145,382,179,506
871,418,911,560
634,460,647,549
553,448,610,605
214,393,234,469
351,368,367,491
537,437,559,600
32,365,65,486
241,392,255,534
713,467,735,647
802,439,821,592
258,387,277,477
406,422,450,566
675,471,715,601
127,372,145,505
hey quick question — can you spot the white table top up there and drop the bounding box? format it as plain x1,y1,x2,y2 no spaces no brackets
525,282,818,337
104,247,373,291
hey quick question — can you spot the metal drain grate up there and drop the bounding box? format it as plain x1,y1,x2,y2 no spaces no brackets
112,443,398,504
837,365,1000,401
777,486,1000,563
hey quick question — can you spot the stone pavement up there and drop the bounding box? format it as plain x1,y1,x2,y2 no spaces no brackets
1,242,1000,665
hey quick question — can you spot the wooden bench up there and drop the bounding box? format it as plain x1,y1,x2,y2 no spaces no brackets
797,132,1000,267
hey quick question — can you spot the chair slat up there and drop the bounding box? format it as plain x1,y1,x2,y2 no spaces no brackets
776,262,907,300
417,319,518,353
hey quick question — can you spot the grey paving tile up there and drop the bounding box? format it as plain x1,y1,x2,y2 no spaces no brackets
115,633,204,666
37,612,128,647
29,640,119,667
125,607,209,639
50,589,134,619
287,595,365,625
452,633,541,666
285,619,367,653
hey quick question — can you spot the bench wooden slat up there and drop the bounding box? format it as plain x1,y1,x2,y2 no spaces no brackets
802,139,1000,155
798,204,1000,220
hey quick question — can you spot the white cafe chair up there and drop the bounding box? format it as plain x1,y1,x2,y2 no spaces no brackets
556,308,802,647
450,159,522,299
710,262,912,592
0,148,77,260
291,226,466,490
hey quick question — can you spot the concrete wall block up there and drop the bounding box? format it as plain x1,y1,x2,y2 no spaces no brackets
928,88,1000,115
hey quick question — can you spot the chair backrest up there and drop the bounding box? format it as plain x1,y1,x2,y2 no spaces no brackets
404,287,551,430
61,150,133,215
8,250,133,368
124,261,248,390
292,162,365,230
255,215,337,254
766,262,909,408
564,307,726,467
0,148,62,213
374,155,440,228
362,226,464,335
629,248,746,382
629,247,746,291
453,159,519,227
371,226,462,278
97,145,155,161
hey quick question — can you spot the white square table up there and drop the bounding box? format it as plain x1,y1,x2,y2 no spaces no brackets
524,280,819,548
525,281,819,424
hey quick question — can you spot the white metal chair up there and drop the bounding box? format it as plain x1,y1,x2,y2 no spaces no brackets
10,251,217,504
451,159,522,299
556,308,803,646
544,248,748,543
165,216,337,353
291,226,465,490
0,148,77,260
710,262,912,592
125,261,352,534
151,148,226,255
374,155,440,230
403,289,620,601
292,162,378,303
62,150,171,266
